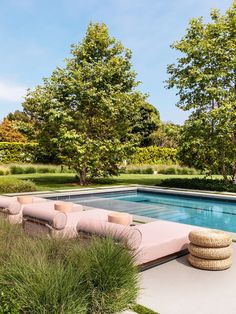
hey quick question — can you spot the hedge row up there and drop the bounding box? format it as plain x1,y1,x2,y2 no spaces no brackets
0,142,38,163
130,146,177,165
0,142,178,166
159,178,236,193
0,177,37,193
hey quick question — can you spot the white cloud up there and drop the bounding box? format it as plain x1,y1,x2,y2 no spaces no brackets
0,80,27,102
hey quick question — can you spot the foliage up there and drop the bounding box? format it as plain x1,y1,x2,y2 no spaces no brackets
166,3,236,183
132,304,159,314
158,166,197,175
123,164,198,175
0,288,21,314
132,101,160,147
0,221,139,314
82,237,139,314
0,142,38,163
23,22,150,185
124,166,154,175
0,119,27,143
0,163,72,176
159,178,236,193
130,146,177,165
6,110,37,141
0,177,36,193
148,122,181,148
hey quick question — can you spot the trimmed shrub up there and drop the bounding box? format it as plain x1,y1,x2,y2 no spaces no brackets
158,166,198,175
9,166,24,174
159,167,177,174
0,142,38,164
0,164,72,176
127,168,142,174
37,167,53,173
142,167,154,174
0,178,36,193
159,178,236,193
130,146,177,165
24,166,37,174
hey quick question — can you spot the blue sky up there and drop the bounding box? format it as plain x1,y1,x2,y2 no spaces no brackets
0,0,232,124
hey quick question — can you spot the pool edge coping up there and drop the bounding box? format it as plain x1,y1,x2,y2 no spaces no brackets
4,184,236,202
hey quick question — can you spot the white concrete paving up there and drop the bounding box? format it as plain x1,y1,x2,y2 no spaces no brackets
138,244,236,314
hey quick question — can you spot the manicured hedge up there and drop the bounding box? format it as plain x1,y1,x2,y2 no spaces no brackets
0,142,38,163
130,146,177,165
159,178,236,193
0,178,37,193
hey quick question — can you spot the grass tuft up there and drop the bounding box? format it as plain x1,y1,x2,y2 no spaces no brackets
132,304,159,314
0,222,139,313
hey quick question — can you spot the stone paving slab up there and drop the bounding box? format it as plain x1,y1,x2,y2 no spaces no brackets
138,243,236,314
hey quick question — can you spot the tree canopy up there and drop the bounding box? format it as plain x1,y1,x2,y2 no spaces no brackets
23,23,157,184
0,119,27,142
148,122,181,148
166,3,236,183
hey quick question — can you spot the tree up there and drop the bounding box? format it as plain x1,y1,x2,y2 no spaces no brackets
132,100,160,147
148,122,181,148
166,3,236,183
7,110,37,141
23,23,147,185
0,119,27,142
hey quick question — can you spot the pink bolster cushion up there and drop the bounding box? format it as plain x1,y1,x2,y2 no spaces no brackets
0,197,48,215
77,220,142,249
23,207,67,230
0,197,15,207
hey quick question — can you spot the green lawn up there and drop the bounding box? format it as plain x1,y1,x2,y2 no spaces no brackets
12,173,208,191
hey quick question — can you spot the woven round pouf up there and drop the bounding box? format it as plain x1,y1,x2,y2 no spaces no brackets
189,229,232,248
188,243,233,260
188,254,232,271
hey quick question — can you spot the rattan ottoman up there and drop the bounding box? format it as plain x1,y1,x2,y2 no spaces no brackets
188,229,233,271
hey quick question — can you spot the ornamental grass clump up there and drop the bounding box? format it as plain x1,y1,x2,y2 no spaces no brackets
0,221,139,314
83,237,139,314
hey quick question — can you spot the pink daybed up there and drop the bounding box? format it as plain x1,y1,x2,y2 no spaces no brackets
76,218,203,268
0,196,48,224
22,201,111,238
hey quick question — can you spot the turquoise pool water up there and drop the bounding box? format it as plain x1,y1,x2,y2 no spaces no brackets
52,191,236,232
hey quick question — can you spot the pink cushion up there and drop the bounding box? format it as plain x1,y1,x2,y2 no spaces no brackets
108,212,133,225
77,220,142,249
0,196,48,215
135,220,204,264
0,196,17,209
23,206,67,230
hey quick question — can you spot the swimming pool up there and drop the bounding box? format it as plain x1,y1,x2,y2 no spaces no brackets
49,189,236,233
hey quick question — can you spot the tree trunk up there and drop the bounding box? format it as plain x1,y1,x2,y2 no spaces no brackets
222,163,228,183
233,166,236,185
79,168,87,186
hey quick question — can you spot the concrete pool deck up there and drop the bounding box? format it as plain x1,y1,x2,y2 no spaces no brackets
137,243,236,314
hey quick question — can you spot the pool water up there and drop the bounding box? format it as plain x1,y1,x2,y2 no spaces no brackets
53,191,236,233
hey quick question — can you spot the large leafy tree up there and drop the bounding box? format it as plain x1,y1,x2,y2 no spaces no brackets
166,3,236,183
23,23,150,184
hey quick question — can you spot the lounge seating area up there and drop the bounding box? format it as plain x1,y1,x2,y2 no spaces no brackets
0,194,206,268
0,195,48,224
